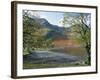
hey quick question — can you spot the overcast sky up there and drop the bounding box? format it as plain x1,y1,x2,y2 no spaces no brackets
39,11,64,26
24,10,91,27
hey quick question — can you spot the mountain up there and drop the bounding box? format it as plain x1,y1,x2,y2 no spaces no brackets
28,15,69,39
33,17,64,32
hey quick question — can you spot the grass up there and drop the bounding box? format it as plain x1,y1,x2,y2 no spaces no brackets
23,62,88,69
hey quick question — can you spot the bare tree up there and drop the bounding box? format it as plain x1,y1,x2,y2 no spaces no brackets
61,13,91,64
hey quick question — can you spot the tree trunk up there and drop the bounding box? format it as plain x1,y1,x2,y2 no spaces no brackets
85,44,91,65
